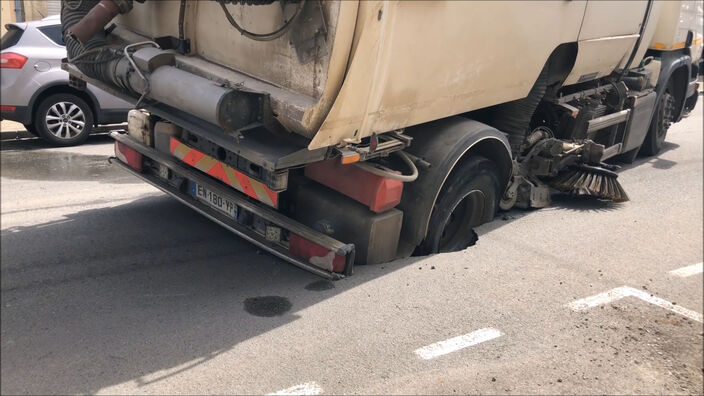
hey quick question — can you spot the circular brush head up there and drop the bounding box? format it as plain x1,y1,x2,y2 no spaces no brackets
549,164,629,202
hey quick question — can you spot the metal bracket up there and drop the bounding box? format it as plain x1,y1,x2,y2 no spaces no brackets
154,36,191,55
68,72,87,91
338,130,412,162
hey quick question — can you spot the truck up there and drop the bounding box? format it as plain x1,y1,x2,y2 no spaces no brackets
60,0,702,278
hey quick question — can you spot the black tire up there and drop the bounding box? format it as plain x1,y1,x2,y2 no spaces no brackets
23,123,39,137
418,156,500,255
640,85,675,156
34,93,94,147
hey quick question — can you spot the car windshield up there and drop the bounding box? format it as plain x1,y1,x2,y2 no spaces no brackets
1,25,24,50
37,24,65,46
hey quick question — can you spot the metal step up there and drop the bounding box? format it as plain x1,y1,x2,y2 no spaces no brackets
587,109,630,137
601,143,623,160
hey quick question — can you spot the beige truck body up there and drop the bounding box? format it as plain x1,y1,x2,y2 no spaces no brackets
650,0,703,60
112,0,692,150
74,0,701,277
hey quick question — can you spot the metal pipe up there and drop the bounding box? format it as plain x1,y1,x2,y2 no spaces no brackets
14,0,24,22
62,2,260,132
146,66,253,131
178,0,186,40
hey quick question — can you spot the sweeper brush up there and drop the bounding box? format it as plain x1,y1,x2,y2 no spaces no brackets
549,164,629,202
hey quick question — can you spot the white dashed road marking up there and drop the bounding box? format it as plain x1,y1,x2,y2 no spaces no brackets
668,262,703,277
414,328,504,360
268,382,322,395
568,286,703,323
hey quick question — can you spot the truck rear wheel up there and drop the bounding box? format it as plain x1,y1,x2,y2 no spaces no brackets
417,156,500,255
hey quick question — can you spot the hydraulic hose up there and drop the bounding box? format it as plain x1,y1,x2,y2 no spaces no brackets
218,0,306,41
62,0,134,88
354,151,419,183
489,64,549,155
618,0,653,82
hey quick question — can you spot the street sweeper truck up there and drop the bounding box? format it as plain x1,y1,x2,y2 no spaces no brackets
60,0,702,278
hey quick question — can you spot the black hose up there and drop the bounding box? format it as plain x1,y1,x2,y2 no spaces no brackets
618,0,653,82
178,0,186,40
218,0,306,41
489,64,549,155
63,0,84,11
62,0,132,89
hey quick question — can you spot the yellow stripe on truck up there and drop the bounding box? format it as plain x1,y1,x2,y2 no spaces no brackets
654,38,703,50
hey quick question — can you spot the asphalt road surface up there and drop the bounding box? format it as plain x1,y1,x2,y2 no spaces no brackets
1,101,702,395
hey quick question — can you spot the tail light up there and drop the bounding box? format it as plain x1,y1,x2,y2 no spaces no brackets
289,233,346,273
0,52,28,69
114,141,143,172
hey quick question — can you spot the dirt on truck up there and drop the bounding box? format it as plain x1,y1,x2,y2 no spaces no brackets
60,0,703,278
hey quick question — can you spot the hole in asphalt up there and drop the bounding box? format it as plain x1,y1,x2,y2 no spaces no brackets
305,280,335,291
243,296,291,317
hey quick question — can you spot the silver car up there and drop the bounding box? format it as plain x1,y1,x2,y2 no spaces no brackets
1,15,131,146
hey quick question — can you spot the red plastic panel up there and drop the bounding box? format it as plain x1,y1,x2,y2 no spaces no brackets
304,159,403,213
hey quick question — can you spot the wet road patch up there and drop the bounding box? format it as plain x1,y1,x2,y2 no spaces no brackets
304,280,335,292
244,296,292,317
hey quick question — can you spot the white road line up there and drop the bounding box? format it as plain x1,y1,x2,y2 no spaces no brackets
414,328,503,360
668,262,703,277
567,287,630,310
568,286,703,323
267,382,322,395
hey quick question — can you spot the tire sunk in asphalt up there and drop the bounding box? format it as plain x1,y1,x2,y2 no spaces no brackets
418,156,500,255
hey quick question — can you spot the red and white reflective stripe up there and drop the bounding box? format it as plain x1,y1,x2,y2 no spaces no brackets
114,141,142,171
169,137,278,208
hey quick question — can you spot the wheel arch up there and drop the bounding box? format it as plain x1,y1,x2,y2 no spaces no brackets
651,50,692,124
397,117,512,254
667,64,690,123
28,83,100,126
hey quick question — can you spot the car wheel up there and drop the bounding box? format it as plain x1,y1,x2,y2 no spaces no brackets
417,156,500,255
34,93,94,147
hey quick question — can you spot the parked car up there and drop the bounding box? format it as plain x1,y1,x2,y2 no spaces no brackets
1,15,131,146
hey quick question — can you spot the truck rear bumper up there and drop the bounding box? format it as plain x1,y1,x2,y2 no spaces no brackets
110,132,355,280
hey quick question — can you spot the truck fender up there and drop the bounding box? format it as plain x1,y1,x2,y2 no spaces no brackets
397,117,512,254
652,50,692,124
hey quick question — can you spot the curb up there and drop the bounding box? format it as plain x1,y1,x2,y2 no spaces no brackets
0,130,35,141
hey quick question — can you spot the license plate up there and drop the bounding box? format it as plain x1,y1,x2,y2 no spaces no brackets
190,182,238,218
